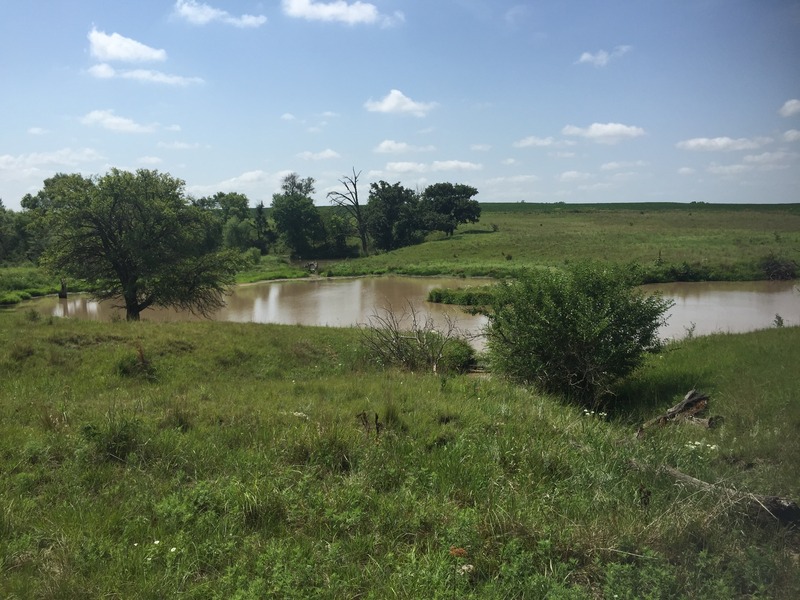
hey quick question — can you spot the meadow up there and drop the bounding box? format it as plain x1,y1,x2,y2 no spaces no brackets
1,308,798,598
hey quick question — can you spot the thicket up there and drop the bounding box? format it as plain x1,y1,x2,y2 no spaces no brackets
485,263,673,404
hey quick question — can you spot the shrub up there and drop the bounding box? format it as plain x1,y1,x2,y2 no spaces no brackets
759,252,798,280
485,263,672,404
360,303,473,374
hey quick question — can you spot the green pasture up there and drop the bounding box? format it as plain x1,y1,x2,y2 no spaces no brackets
1,310,798,598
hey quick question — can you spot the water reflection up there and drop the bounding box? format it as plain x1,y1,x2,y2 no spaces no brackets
18,277,799,343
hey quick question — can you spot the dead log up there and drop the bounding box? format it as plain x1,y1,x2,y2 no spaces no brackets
636,389,721,437
663,464,800,526
630,460,800,526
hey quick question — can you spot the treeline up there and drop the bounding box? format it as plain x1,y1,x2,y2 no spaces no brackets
0,169,480,266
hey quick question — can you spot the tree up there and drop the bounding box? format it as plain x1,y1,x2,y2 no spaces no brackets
485,263,672,404
420,182,481,236
271,173,324,256
39,168,240,321
366,181,422,251
327,168,369,255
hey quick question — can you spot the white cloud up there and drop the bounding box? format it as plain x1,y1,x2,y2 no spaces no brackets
89,63,203,86
281,113,296,121
514,135,555,148
470,144,491,151
81,109,156,133
486,174,539,184
562,122,645,144
297,148,340,160
282,0,404,26
549,151,575,158
431,160,482,172
0,147,104,174
677,167,695,175
374,140,435,153
558,170,591,182
706,163,751,176
386,161,428,173
174,0,267,28
779,99,800,118
601,160,647,170
502,158,517,165
88,28,166,62
676,136,772,151
137,156,163,165
575,45,631,67
27,127,49,135
742,151,793,165
384,160,483,173
158,141,202,149
364,89,437,117
784,129,800,142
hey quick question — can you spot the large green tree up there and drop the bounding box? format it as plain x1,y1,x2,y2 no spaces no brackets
39,168,239,321
271,173,324,256
365,181,422,251
420,182,481,236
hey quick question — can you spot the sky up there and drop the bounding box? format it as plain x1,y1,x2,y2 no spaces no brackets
1,0,799,211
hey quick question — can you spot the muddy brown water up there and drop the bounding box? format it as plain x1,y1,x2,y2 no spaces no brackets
19,277,800,344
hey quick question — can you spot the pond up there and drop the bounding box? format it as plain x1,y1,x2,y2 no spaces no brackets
20,277,800,344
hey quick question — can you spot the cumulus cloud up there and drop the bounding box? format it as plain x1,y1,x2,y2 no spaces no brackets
174,0,267,27
28,127,49,135
158,141,202,149
677,167,695,175
365,90,437,117
676,136,772,151
81,109,156,133
601,160,647,170
575,45,631,67
384,160,481,174
137,156,163,165
514,135,555,148
706,163,751,176
779,99,800,118
297,148,340,160
374,140,435,153
89,63,203,86
470,144,491,151
88,28,166,62
282,0,404,26
784,129,800,142
558,170,591,182
562,122,645,144
0,148,104,172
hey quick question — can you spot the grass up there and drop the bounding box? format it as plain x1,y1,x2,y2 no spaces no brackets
1,309,798,598
327,202,800,281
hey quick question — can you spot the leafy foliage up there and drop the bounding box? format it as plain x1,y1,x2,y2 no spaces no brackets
420,182,481,236
38,169,239,320
486,263,672,403
365,180,424,251
270,173,325,256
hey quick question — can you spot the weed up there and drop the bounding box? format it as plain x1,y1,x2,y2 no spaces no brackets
117,344,157,381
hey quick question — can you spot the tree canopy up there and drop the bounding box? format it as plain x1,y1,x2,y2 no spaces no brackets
39,168,239,321
420,182,480,236
271,173,324,257
366,181,423,251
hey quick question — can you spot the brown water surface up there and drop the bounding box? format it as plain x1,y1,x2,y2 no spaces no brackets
20,277,799,343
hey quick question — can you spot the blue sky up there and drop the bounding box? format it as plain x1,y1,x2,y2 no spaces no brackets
1,0,799,210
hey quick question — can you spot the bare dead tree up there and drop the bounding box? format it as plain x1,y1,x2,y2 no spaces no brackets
327,168,369,256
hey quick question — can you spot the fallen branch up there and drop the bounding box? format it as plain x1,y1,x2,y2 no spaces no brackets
629,460,800,526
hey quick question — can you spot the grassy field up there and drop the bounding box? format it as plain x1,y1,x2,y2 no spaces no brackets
1,309,798,598
3,203,798,306
326,202,800,281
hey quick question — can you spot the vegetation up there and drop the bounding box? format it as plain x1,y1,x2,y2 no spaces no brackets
0,311,798,598
485,263,673,404
35,169,240,321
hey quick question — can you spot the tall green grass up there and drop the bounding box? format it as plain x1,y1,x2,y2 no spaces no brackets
1,310,798,598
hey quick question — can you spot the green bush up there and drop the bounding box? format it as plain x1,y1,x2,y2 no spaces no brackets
485,263,672,404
